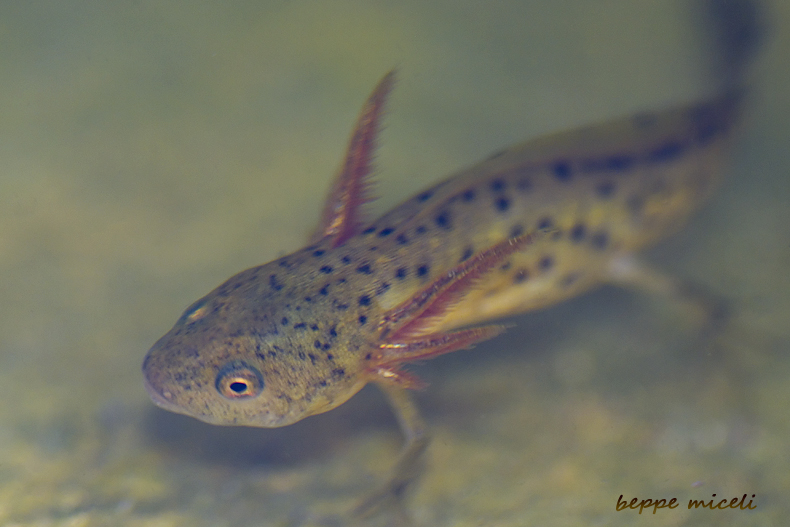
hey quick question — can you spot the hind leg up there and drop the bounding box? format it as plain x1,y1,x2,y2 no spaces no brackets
606,254,730,339
606,255,760,437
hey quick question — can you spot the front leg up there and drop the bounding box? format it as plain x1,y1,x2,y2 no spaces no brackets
351,234,541,522
353,383,430,522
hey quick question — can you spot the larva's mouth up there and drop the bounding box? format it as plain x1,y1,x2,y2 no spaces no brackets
142,370,180,413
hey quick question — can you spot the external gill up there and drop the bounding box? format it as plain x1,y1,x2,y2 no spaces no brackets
366,233,539,388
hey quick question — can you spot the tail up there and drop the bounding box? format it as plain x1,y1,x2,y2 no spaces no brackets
697,0,765,90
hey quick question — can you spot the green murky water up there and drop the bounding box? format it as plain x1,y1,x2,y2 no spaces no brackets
1,1,787,525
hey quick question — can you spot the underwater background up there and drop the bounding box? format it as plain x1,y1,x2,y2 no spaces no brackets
0,1,787,525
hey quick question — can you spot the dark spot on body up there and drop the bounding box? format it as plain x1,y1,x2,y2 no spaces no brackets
514,268,529,283
308,353,317,365
323,343,332,351
310,324,319,331
596,181,616,198
369,246,378,251
326,354,334,361
537,216,554,230
314,340,321,349
396,233,409,245
341,255,351,264
460,246,474,262
332,368,346,379
293,323,306,330
435,211,452,230
356,264,373,274
333,300,349,310
358,315,367,325
378,227,394,237
365,353,372,360
417,264,429,277
395,267,408,279
462,188,476,202
320,265,333,274
312,250,325,258
359,295,371,306
329,325,338,338
648,140,685,164
552,161,572,182
298,352,306,360
495,197,510,212
362,226,376,235
376,282,390,295
278,260,290,268
417,191,433,202
415,225,427,235
570,223,586,242
500,261,512,271
606,154,634,171
319,284,329,295
281,317,289,326
490,178,506,192
539,256,554,271
304,296,312,302
269,274,283,291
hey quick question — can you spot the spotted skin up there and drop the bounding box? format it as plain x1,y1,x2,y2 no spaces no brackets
373,92,741,331
142,76,741,509
143,75,740,427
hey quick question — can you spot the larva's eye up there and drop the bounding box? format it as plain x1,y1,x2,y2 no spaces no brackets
215,361,264,400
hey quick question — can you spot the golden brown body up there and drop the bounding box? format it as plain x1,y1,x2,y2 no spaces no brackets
143,79,739,424
142,75,742,519
360,93,738,330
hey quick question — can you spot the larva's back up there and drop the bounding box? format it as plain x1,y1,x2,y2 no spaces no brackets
346,91,741,330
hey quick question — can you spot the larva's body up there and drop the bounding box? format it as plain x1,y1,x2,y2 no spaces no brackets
359,93,737,330
143,77,738,426
142,75,740,514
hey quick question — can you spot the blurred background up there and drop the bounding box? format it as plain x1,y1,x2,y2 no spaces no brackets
0,1,787,525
